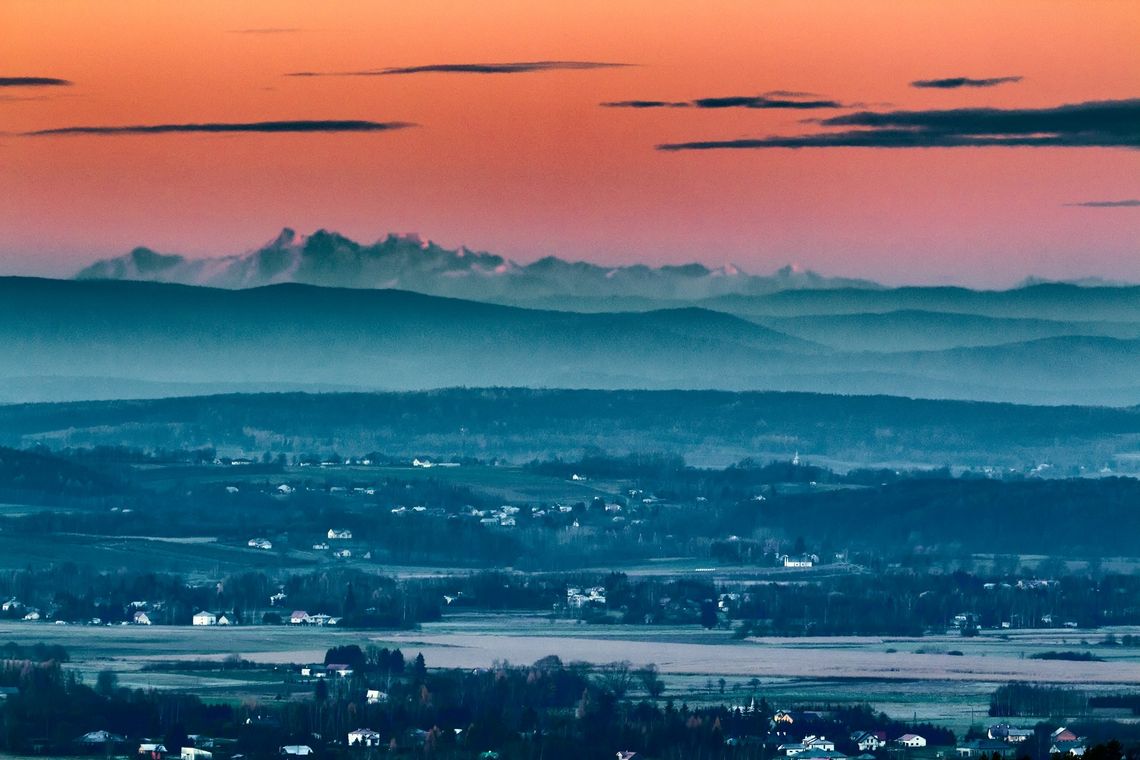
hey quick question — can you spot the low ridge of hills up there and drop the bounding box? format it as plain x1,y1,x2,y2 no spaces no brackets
1,276,1138,406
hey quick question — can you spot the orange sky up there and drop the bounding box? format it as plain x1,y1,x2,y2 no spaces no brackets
2,0,1138,285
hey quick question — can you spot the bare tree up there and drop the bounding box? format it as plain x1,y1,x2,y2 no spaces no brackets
597,660,634,699
637,663,665,700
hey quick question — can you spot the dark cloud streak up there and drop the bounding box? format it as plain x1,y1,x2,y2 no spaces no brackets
694,95,843,109
602,93,843,110
1065,199,1140,208
0,77,72,87
26,120,414,136
290,61,629,77
911,76,1022,89
658,99,1140,151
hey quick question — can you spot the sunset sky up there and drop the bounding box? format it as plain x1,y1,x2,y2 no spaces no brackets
2,1,1138,286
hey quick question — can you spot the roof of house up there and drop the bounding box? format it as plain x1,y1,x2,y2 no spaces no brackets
960,740,1011,751
797,750,847,760
79,731,125,743
1053,741,1087,751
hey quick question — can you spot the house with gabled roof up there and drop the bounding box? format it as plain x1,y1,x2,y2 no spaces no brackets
957,739,1015,758
348,729,382,747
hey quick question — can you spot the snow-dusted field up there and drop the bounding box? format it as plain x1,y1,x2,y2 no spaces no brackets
4,615,1138,730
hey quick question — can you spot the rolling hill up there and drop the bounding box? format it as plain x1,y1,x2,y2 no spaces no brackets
1,277,1138,406
1,389,1138,472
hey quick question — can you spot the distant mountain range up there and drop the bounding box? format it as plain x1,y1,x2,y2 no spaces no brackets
2,277,1138,406
75,228,881,302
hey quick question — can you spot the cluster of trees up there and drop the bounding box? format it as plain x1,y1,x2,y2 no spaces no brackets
0,642,69,662
0,566,445,628
5,555,1140,637
7,643,1140,760
0,446,125,507
989,683,1089,718
756,476,1140,557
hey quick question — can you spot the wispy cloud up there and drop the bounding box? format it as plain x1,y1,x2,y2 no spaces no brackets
289,61,630,77
26,119,414,136
0,77,72,87
911,76,1023,89
602,92,843,110
1064,199,1140,208
602,100,691,109
657,99,1140,151
694,95,843,109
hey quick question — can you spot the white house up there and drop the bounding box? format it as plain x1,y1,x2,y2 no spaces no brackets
279,746,314,756
192,611,217,626
1051,742,1087,757
132,611,152,625
347,729,382,747
988,724,1033,743
897,735,927,748
217,614,232,626
851,732,886,752
328,529,352,540
781,737,835,756
366,689,388,704
181,748,213,760
248,538,273,550
567,586,606,609
290,610,311,625
1,598,23,613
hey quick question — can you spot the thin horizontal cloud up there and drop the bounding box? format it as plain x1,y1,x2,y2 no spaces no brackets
602,100,691,109
26,120,414,136
0,77,72,87
602,93,843,109
290,61,629,77
1064,199,1140,208
911,76,1022,89
657,99,1140,151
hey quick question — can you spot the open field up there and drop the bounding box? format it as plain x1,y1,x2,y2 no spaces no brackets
4,616,1140,732
0,532,309,575
128,463,615,504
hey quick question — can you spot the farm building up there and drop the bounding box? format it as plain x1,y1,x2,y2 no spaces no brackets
348,729,382,747
957,740,1015,758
